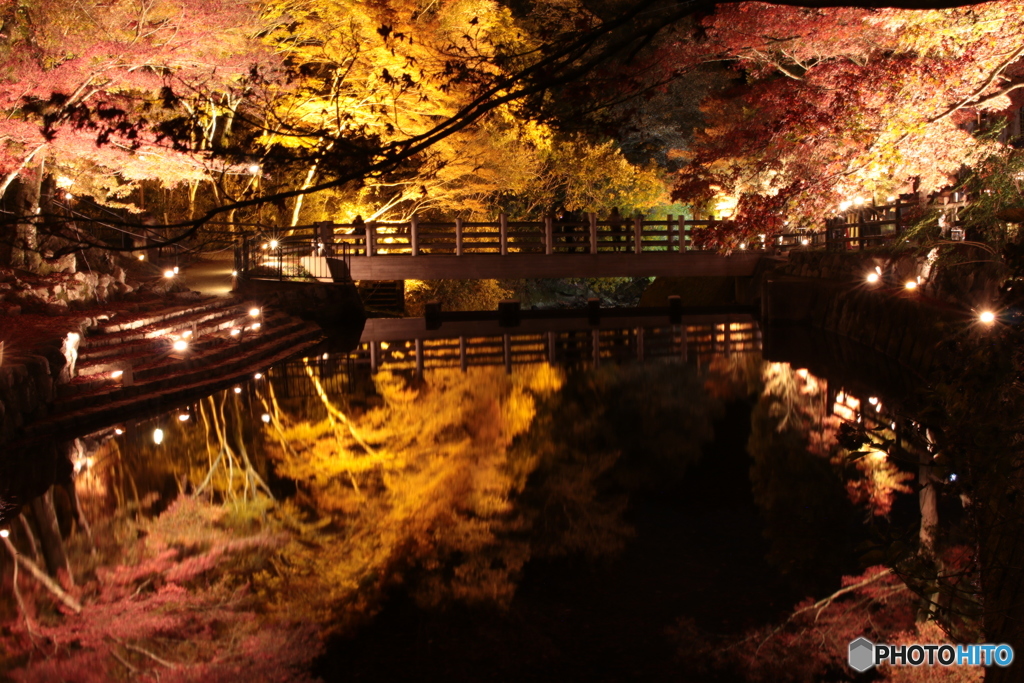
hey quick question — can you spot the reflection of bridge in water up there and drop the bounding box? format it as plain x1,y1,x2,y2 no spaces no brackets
268,313,761,398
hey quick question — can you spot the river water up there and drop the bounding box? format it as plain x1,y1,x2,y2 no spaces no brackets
0,316,942,682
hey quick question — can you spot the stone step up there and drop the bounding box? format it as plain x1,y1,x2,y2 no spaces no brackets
25,323,323,438
81,298,254,349
85,295,228,336
52,319,322,415
60,312,305,400
74,308,289,377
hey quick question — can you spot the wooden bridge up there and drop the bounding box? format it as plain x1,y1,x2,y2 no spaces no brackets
239,214,792,282
235,194,971,284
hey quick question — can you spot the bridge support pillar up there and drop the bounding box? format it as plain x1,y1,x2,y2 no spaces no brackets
587,297,601,325
668,295,683,324
498,299,521,327
425,300,442,329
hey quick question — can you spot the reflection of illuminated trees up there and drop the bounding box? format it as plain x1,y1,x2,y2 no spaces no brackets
679,566,918,683
265,364,564,616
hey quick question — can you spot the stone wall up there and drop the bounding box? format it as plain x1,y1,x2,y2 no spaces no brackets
0,330,80,445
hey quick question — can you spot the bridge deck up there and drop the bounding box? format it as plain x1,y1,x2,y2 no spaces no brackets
306,252,765,281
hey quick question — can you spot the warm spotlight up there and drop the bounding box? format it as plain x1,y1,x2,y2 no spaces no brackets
164,270,175,279
904,280,917,291
866,272,879,284
980,310,996,324
249,308,260,317
172,339,188,352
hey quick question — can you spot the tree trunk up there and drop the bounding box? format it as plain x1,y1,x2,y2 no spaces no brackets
29,488,74,585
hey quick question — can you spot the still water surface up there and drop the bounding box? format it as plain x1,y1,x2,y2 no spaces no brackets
6,317,930,681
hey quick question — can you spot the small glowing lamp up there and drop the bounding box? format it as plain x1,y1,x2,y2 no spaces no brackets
254,372,263,379
232,270,238,277
269,239,279,249
233,387,242,394
251,323,261,330
172,339,188,352
249,308,260,317
866,272,879,284
800,238,809,246
153,428,164,445
868,397,878,405
138,254,145,261
950,473,958,482
164,270,175,279
0,529,8,538
178,413,190,422
261,413,271,423
111,370,124,379
248,164,261,174
980,310,996,324
115,428,124,435
230,328,241,336
904,280,918,291
322,353,329,360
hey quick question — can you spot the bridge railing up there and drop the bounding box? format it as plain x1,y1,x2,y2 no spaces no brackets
352,320,761,375
261,214,768,257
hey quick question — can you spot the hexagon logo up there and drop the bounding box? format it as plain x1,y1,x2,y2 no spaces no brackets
849,637,876,673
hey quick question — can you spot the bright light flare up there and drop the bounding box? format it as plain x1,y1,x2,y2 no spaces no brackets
164,270,175,279
866,272,880,284
111,370,124,379
254,372,263,379
979,310,996,324
233,387,242,394
137,254,145,260
904,280,918,291
0,529,8,538
249,308,260,317
178,413,190,422
800,238,809,246
230,328,241,336
153,428,164,445
248,164,261,174
172,339,188,352
232,270,238,277
261,413,271,423
269,240,279,249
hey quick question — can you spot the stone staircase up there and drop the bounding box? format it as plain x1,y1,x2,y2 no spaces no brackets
24,295,323,437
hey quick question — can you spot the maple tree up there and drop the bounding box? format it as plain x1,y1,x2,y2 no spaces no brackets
665,1,1024,249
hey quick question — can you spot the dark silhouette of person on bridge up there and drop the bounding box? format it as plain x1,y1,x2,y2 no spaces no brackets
608,207,625,252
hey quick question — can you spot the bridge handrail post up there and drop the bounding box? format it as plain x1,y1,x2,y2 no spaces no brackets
456,218,464,255
666,214,674,253
679,216,687,251
500,213,508,255
366,221,375,257
410,215,419,256
633,216,643,254
589,212,598,254
544,216,553,255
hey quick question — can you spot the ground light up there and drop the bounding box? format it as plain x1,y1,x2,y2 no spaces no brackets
153,428,164,445
164,270,175,279
172,339,188,352
867,272,880,284
904,280,918,291
249,307,260,317
980,310,996,324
